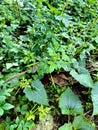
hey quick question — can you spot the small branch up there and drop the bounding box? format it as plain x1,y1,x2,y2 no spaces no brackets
5,63,38,83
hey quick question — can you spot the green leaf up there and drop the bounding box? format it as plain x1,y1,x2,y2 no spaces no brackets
10,124,17,130
61,32,69,39
91,82,98,115
2,103,14,110
0,123,5,130
73,115,95,130
15,117,20,124
59,123,72,130
70,68,94,88
6,63,18,69
45,2,60,14
88,0,96,4
0,96,6,103
23,80,48,105
0,108,4,116
59,87,83,115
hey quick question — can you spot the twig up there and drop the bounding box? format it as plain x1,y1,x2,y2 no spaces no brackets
5,63,38,83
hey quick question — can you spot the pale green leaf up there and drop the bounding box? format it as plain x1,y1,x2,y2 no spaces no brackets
59,87,83,115
6,63,18,69
3,103,14,110
70,68,94,88
91,82,98,115
24,80,48,105
59,123,72,130
73,115,95,130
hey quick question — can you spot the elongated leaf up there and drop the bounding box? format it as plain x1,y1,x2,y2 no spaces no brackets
3,103,14,110
73,115,95,130
23,80,48,105
70,68,94,88
59,123,72,130
91,82,98,115
59,87,83,115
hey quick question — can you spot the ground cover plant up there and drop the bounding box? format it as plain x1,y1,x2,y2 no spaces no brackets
0,0,98,129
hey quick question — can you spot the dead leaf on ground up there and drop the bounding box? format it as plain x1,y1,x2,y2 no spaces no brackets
49,73,69,86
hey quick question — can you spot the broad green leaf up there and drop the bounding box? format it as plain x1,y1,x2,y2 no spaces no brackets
59,87,83,115
3,103,14,110
59,123,72,130
23,80,48,105
91,82,98,115
70,68,94,88
0,108,4,116
73,115,95,130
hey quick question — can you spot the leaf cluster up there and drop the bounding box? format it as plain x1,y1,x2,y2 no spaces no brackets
0,0,98,129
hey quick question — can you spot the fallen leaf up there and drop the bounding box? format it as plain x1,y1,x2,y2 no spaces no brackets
49,73,69,86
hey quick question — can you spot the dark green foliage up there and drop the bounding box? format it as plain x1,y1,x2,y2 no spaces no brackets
0,0,98,129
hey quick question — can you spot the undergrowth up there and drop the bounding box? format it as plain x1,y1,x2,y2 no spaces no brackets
0,0,98,129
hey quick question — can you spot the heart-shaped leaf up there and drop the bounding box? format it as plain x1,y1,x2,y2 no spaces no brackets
24,80,48,105
59,87,83,115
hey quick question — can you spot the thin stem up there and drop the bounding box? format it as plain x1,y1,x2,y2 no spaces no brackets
68,114,70,123
50,74,56,89
5,63,38,83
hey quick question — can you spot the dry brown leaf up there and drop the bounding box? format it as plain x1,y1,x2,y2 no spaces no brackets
50,73,69,86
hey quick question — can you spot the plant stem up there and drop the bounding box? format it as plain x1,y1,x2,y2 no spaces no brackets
68,114,70,123
5,63,38,83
